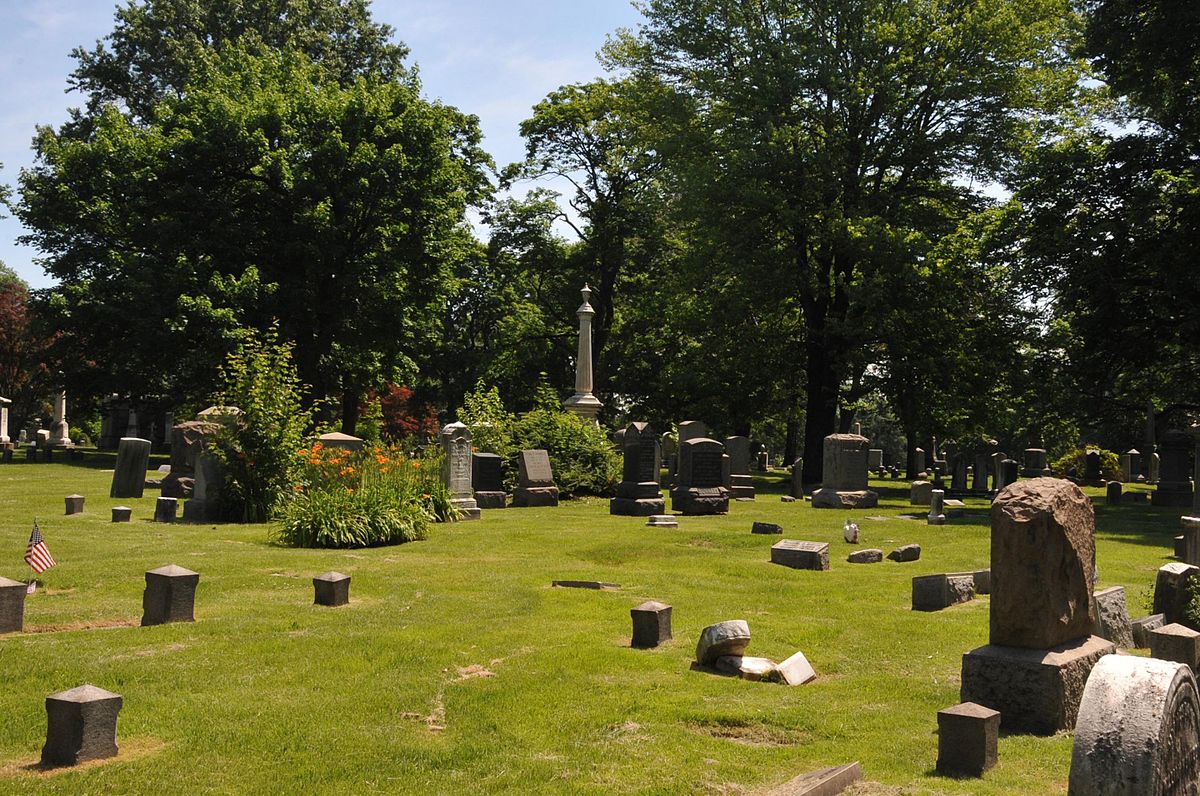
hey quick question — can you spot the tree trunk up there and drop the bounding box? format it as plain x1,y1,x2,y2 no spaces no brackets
783,415,800,467
340,384,360,436
801,336,839,485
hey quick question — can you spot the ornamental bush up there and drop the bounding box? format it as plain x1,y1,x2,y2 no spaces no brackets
1049,446,1120,481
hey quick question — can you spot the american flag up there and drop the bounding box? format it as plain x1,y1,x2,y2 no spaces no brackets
24,522,56,574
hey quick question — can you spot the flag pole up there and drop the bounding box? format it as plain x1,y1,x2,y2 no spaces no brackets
26,516,38,595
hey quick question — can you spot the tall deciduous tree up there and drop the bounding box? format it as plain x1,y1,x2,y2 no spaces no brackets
609,0,1082,480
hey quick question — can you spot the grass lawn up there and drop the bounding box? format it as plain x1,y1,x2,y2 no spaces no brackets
0,457,1179,794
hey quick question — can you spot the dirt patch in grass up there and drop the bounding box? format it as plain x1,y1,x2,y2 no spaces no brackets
690,719,806,747
401,663,498,734
688,538,718,549
0,737,167,779
26,618,139,634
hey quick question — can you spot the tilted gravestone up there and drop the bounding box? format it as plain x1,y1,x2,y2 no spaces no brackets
695,620,750,665
1069,655,1200,795
670,438,729,515
789,456,804,499
724,436,755,500
41,684,122,767
109,437,151,499
610,422,664,516
812,434,878,509
472,452,507,509
961,478,1115,734
440,422,481,519
514,449,559,507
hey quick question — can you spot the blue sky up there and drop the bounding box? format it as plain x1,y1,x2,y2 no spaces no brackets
0,0,643,288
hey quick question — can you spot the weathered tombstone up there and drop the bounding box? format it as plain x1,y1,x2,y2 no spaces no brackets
774,650,817,685
183,452,223,523
440,422,481,519
1182,516,1200,566
1083,450,1103,484
695,620,751,665
887,544,921,562
471,452,507,509
316,431,364,452
811,434,877,509
610,423,665,516
928,489,946,526
562,284,604,422
513,449,560,507
1119,452,1133,483
0,576,27,633
960,478,1115,734
660,433,678,486
631,600,672,648
1021,447,1051,478
1152,562,1200,625
911,447,927,479
161,421,219,498
848,549,883,564
0,396,10,447
154,497,178,523
40,684,122,767
991,452,1006,490
1149,451,1162,484
912,573,975,612
867,448,883,472
1092,586,1134,648
724,436,755,500
936,702,999,778
997,458,1019,490
1106,481,1122,506
752,522,783,535
755,450,769,471
47,391,73,448
1152,429,1194,507
1150,623,1200,670
111,506,132,523
789,456,804,498
973,569,992,595
769,763,862,795
313,571,350,607
109,437,151,499
140,564,199,626
677,420,707,444
909,480,933,506
949,454,968,493
64,494,84,515
1131,614,1165,648
1124,449,1142,483
1176,535,1188,559
770,540,830,571
670,438,729,515
1068,654,1200,795
972,453,990,492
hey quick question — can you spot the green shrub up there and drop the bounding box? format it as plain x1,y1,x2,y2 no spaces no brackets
511,387,620,496
276,443,456,548
1050,446,1120,481
210,325,311,522
458,380,516,460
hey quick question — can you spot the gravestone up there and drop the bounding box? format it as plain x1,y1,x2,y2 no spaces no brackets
670,438,729,515
950,454,968,493
141,564,199,626
1152,430,1194,507
752,522,783,535
610,423,665,516
769,763,862,795
41,684,122,767
183,453,223,523
316,431,363,451
848,549,883,564
888,544,921,562
911,447,927,479
47,391,73,448
997,458,1019,490
811,434,877,509
770,540,829,571
1123,449,1142,483
790,457,804,499
677,420,707,444
514,449,560,507
937,702,999,778
660,433,678,487
1083,450,1103,484
909,480,932,505
161,421,219,498
1106,481,1122,505
1092,586,1134,648
1150,623,1200,671
313,572,350,607
0,395,10,447
1069,655,1200,795
109,437,151,499
928,489,946,526
973,453,990,492
1021,448,1051,478
154,497,178,523
646,515,678,528
0,576,26,633
1153,562,1200,625
913,573,975,612
1183,516,1200,566
695,620,750,665
724,436,755,500
440,422,481,519
1149,452,1161,484
64,494,84,515
991,452,1007,490
111,506,132,523
867,448,883,473
1131,614,1165,648
756,450,769,472
961,478,1115,734
631,600,672,648
472,452,507,509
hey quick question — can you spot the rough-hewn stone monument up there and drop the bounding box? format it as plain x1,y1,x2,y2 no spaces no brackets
811,434,878,509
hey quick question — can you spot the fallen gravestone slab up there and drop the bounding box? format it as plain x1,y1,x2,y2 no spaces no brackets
887,544,921,562
773,650,817,685
771,540,830,571
715,655,776,681
695,620,751,665
767,762,862,795
1069,655,1200,795
553,580,619,591
752,522,783,535
847,548,883,564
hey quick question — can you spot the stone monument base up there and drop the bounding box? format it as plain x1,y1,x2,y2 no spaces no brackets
960,635,1115,734
609,496,665,516
513,487,558,507
670,487,728,515
1152,486,1195,508
811,488,878,509
451,498,481,520
474,491,507,509
730,473,755,500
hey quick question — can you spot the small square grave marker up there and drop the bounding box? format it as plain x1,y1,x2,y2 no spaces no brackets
141,564,199,626
0,576,27,633
646,515,678,528
154,497,178,523
111,506,132,523
631,600,672,648
937,701,999,777
41,684,122,767
64,495,84,515
313,571,350,607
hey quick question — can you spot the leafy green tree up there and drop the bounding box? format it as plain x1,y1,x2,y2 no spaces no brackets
608,0,1083,481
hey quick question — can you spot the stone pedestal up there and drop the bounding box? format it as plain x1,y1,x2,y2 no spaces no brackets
1069,655,1200,795
313,571,350,607
770,540,829,571
0,576,27,633
1092,586,1134,648
141,565,199,626
1149,623,1200,671
41,684,122,767
960,635,1116,734
631,600,672,648
927,489,946,525
110,437,151,499
154,497,178,523
64,495,84,515
813,434,877,509
562,284,603,423
912,573,975,612
111,506,132,523
936,702,999,777
471,452,507,509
